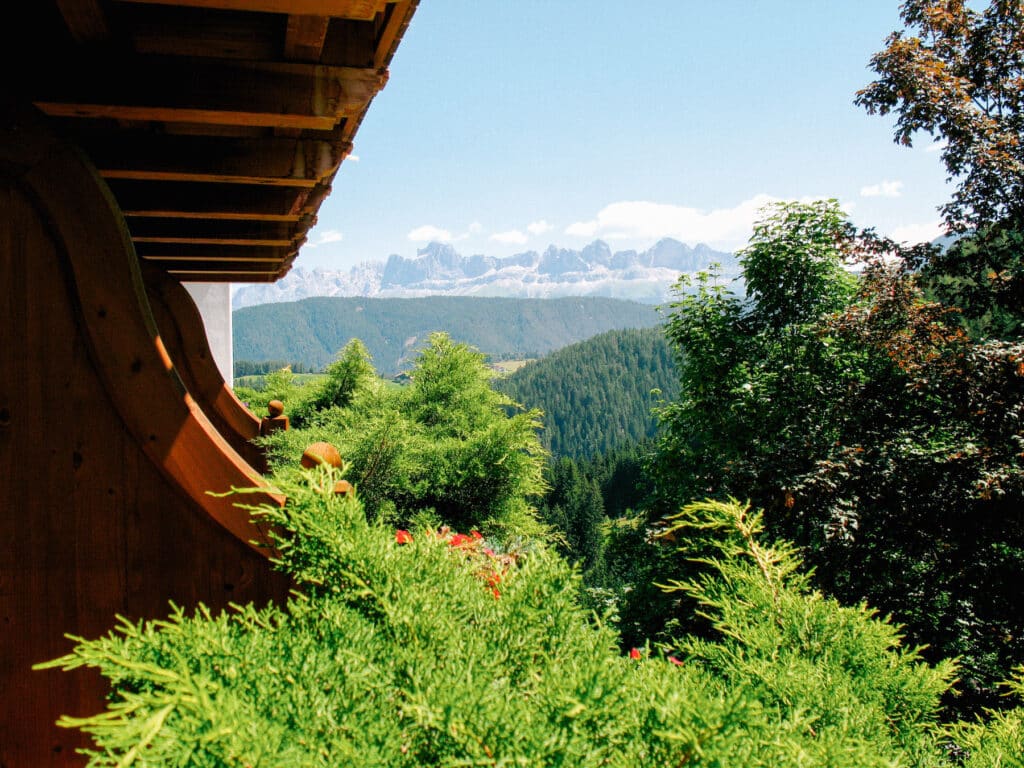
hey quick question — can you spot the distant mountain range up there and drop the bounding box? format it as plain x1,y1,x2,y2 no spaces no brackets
233,239,738,309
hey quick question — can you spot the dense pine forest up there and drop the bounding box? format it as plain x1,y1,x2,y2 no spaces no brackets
494,327,679,459
44,3,1024,764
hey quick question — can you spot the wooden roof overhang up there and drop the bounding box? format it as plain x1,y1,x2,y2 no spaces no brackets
12,0,418,282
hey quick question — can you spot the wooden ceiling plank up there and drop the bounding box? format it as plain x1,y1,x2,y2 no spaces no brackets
165,270,282,282
100,171,320,187
125,210,300,222
128,9,281,60
56,0,112,43
285,15,331,61
36,103,338,130
126,217,302,240
141,254,287,262
136,242,296,260
134,237,295,247
80,129,346,185
108,179,307,220
33,58,386,129
117,0,388,21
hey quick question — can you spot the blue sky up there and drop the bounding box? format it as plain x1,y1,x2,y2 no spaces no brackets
296,0,953,272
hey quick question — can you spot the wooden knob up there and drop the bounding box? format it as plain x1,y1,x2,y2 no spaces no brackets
301,441,343,470
267,400,285,417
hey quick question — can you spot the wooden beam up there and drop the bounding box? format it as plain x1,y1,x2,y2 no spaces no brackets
118,0,388,21
108,180,308,221
135,237,294,247
136,243,297,262
127,218,303,243
38,102,339,130
100,169,319,186
34,57,386,130
374,0,413,68
121,2,378,66
81,133,347,186
286,15,331,61
166,269,282,282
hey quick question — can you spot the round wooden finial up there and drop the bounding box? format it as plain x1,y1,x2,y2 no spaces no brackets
301,441,343,470
267,400,285,417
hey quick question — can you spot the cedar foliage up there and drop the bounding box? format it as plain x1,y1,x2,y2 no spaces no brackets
40,492,972,767
257,332,547,537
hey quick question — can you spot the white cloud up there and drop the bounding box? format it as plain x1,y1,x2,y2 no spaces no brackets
564,194,778,250
860,180,904,198
407,224,453,243
887,220,947,245
527,219,552,236
347,154,361,162
304,228,343,248
490,229,529,245
925,139,948,153
468,221,484,234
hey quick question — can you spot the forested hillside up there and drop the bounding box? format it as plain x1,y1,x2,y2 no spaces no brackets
495,327,679,459
234,296,662,374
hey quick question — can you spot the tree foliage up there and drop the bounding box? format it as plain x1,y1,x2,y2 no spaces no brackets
648,200,1024,714
259,333,547,537
855,0,1024,230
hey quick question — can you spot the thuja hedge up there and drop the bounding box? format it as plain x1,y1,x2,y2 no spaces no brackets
40,476,1021,765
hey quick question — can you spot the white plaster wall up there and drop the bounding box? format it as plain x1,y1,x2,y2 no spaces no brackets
183,282,233,383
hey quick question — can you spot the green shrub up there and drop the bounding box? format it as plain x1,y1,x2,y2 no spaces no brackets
41,491,975,766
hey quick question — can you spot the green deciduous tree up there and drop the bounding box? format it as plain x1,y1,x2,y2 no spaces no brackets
646,200,1024,714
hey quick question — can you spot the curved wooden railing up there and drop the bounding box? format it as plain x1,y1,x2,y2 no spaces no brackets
142,264,269,472
9,109,282,552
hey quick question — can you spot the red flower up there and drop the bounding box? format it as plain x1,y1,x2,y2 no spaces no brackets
667,656,684,667
491,587,501,600
470,530,483,540
449,533,471,548
629,647,641,660
395,529,413,545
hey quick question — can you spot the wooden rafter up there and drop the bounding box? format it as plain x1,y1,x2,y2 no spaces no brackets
374,0,413,68
117,0,389,21
127,218,305,243
19,0,419,283
34,58,386,130
136,243,297,261
110,180,313,221
79,130,348,186
285,15,332,61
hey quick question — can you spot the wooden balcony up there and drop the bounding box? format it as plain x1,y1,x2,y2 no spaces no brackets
0,2,418,765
